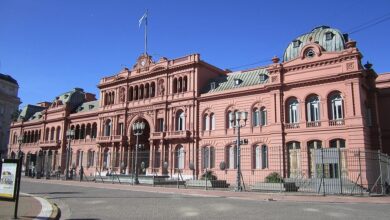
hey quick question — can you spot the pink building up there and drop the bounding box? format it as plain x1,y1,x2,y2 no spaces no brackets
8,26,390,192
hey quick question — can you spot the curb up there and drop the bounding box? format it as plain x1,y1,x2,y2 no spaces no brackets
21,193,60,220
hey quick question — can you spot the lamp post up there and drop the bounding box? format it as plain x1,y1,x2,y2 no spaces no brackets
229,111,248,192
132,121,145,184
65,129,75,180
14,135,24,219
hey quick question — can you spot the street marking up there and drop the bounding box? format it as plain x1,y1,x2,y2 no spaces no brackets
21,193,54,220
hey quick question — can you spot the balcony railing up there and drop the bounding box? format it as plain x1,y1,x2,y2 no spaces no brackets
285,123,300,129
39,140,61,147
166,130,190,139
306,121,321,128
71,138,97,145
329,119,345,126
150,132,166,139
96,135,125,143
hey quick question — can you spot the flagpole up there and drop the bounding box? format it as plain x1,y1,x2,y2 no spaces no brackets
144,10,148,55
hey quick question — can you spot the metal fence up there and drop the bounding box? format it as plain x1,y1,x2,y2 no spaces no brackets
17,146,390,196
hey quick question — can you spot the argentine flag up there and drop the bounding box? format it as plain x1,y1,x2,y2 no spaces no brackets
139,11,148,28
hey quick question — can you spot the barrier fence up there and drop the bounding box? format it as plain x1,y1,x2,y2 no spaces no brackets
13,146,390,195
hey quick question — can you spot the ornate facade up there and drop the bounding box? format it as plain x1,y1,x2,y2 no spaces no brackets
8,26,390,185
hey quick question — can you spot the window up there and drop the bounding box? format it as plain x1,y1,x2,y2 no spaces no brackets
259,73,269,83
157,118,164,132
260,107,267,126
234,78,242,86
330,93,343,120
330,139,346,148
227,111,234,128
210,113,215,130
253,108,260,127
202,146,215,169
87,150,95,167
305,49,315,58
175,145,185,169
203,114,210,131
325,32,334,40
210,82,216,90
118,123,124,135
104,120,112,136
176,110,185,131
254,145,268,169
306,95,320,122
288,98,299,123
226,145,237,169
293,40,301,48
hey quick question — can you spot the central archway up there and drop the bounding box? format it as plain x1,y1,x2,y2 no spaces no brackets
129,118,151,176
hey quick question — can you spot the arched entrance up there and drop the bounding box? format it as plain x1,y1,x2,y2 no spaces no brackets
129,118,151,176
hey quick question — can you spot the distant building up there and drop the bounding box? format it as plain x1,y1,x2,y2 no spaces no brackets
0,73,20,157
7,26,390,191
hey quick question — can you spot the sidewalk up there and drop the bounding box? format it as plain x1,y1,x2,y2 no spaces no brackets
0,193,57,220
22,177,390,205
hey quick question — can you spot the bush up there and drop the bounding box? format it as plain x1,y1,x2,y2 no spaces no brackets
200,170,217,180
265,172,283,183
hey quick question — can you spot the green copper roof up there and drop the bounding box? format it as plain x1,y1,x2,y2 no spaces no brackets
75,100,99,113
18,105,46,122
283,26,347,62
28,111,43,121
202,68,269,94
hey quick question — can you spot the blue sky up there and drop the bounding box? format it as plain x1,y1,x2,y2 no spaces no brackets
1,0,390,107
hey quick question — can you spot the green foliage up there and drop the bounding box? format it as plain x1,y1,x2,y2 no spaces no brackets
200,170,217,180
265,172,283,183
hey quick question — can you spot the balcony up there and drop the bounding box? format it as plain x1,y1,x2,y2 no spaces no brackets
96,135,126,143
285,123,300,129
150,132,166,140
306,121,321,128
39,140,61,147
71,138,97,145
166,130,191,139
329,119,345,126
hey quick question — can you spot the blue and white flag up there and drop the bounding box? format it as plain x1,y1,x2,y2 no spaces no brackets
139,11,148,28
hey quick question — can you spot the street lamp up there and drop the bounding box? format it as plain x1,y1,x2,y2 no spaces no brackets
132,121,145,184
17,135,24,159
229,111,248,192
65,129,75,180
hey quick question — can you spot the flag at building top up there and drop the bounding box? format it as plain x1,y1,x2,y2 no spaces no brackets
139,11,148,28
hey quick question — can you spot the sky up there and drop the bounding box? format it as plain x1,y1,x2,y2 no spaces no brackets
1,0,390,108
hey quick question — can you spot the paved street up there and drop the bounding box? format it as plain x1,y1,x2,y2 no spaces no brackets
21,179,390,220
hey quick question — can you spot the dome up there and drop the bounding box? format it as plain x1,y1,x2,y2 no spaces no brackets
283,26,347,62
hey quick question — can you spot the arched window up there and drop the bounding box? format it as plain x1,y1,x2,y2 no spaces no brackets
134,86,139,100
145,83,150,98
80,124,85,139
287,98,299,123
104,93,108,105
183,76,188,92
56,126,61,140
253,107,260,127
87,150,95,168
91,123,97,138
308,140,322,178
202,146,215,169
226,145,237,169
203,114,209,131
75,125,80,139
260,107,267,126
227,111,234,128
210,113,215,130
176,110,185,131
178,77,183,93
175,145,185,169
329,92,343,120
104,120,112,136
140,84,144,99
253,145,268,169
306,95,320,122
150,82,156,97
50,127,55,141
128,86,133,101
86,123,91,138
111,92,115,104
329,139,346,148
173,78,178,93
